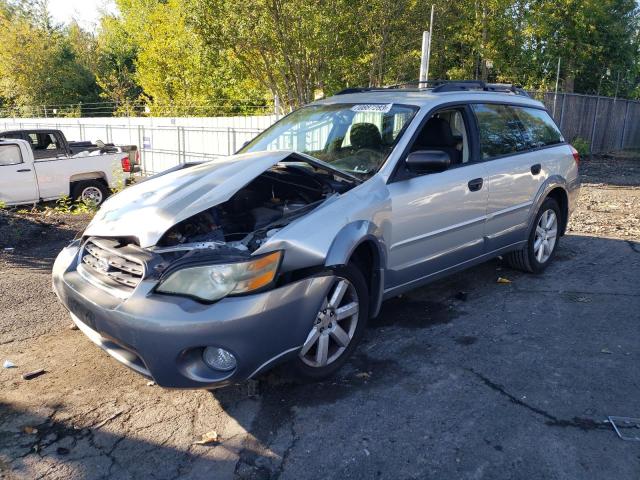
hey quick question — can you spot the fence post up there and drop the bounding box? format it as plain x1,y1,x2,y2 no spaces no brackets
589,95,600,156
231,128,237,154
137,125,144,173
620,100,630,150
559,93,566,131
181,127,186,164
177,126,182,165
227,127,232,155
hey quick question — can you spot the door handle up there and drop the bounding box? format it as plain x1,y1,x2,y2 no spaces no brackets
16,168,31,172
530,164,542,175
468,178,483,191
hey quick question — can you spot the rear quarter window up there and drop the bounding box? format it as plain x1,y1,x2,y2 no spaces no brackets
513,107,564,148
471,104,527,160
0,145,23,166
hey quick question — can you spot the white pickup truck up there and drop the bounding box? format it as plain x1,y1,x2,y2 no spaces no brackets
0,138,128,206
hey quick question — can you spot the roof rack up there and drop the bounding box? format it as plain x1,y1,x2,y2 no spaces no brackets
335,80,529,97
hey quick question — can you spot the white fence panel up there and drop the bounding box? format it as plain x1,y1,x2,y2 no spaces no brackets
0,115,278,174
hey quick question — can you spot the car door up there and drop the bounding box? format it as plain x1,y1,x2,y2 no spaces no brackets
385,106,489,292
471,103,562,251
0,142,38,204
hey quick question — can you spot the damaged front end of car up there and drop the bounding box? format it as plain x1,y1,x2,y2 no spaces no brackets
73,152,357,303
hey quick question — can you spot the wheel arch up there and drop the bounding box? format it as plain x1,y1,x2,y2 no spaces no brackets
324,221,387,318
70,172,108,187
528,177,570,238
546,187,569,235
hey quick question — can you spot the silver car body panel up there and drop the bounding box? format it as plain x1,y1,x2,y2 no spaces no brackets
52,89,580,388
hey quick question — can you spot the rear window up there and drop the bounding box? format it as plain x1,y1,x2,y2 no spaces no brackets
0,144,23,166
513,107,564,148
471,104,527,159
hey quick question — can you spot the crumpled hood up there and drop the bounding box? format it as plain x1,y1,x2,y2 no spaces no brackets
84,150,294,247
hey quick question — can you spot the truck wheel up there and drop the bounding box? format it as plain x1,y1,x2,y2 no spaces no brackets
72,180,109,206
292,263,369,380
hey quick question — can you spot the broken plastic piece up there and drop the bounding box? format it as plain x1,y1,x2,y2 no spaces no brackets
496,277,512,284
608,416,640,441
3,360,16,368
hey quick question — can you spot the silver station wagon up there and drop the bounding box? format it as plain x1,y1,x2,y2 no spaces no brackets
53,81,580,388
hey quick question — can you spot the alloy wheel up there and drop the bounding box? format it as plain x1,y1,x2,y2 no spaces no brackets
534,209,558,263
81,186,104,205
299,277,360,368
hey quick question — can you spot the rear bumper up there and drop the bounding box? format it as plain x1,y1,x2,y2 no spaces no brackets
52,243,332,389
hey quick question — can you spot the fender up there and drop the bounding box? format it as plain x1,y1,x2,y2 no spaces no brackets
325,220,388,318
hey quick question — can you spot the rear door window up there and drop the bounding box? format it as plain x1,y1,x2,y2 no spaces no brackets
471,104,527,160
513,107,564,149
0,144,23,166
33,132,64,159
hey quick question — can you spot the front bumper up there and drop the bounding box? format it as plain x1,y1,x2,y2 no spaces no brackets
52,243,332,389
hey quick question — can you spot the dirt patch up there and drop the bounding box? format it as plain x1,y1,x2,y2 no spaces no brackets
567,154,640,239
0,210,90,253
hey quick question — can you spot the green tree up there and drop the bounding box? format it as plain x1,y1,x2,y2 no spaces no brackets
0,0,100,116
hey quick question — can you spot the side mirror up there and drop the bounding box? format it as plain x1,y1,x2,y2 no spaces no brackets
406,150,451,174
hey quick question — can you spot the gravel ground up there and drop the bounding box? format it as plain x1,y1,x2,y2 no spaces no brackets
568,152,640,238
1,154,639,480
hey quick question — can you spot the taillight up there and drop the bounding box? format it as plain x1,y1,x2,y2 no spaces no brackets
121,156,131,172
569,145,580,166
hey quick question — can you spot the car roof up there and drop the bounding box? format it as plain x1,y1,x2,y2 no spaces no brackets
313,89,545,110
0,129,58,134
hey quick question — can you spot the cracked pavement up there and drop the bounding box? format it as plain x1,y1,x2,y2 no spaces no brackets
1,154,640,479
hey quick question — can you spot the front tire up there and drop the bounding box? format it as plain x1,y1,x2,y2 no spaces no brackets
505,197,561,273
292,264,369,380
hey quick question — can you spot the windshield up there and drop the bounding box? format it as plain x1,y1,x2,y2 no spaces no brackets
240,103,418,177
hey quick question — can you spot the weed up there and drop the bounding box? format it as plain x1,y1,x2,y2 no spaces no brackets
571,136,590,157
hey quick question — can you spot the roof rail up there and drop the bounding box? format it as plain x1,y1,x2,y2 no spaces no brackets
431,81,529,97
335,80,530,97
335,87,375,95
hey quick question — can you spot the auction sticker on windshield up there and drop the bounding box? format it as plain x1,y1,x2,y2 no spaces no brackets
350,104,393,113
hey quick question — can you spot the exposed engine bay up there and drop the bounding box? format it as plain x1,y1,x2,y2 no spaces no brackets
154,161,357,255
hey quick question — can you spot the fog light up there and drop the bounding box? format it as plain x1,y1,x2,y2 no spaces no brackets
202,347,237,372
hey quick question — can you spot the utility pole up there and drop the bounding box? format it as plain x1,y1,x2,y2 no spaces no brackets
553,57,561,118
419,5,435,84
614,71,621,101
419,31,430,83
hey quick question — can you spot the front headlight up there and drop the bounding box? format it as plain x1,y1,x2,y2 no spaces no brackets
156,251,282,302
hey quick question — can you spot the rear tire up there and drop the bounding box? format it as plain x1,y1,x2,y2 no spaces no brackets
72,180,109,206
292,263,369,381
505,197,561,273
